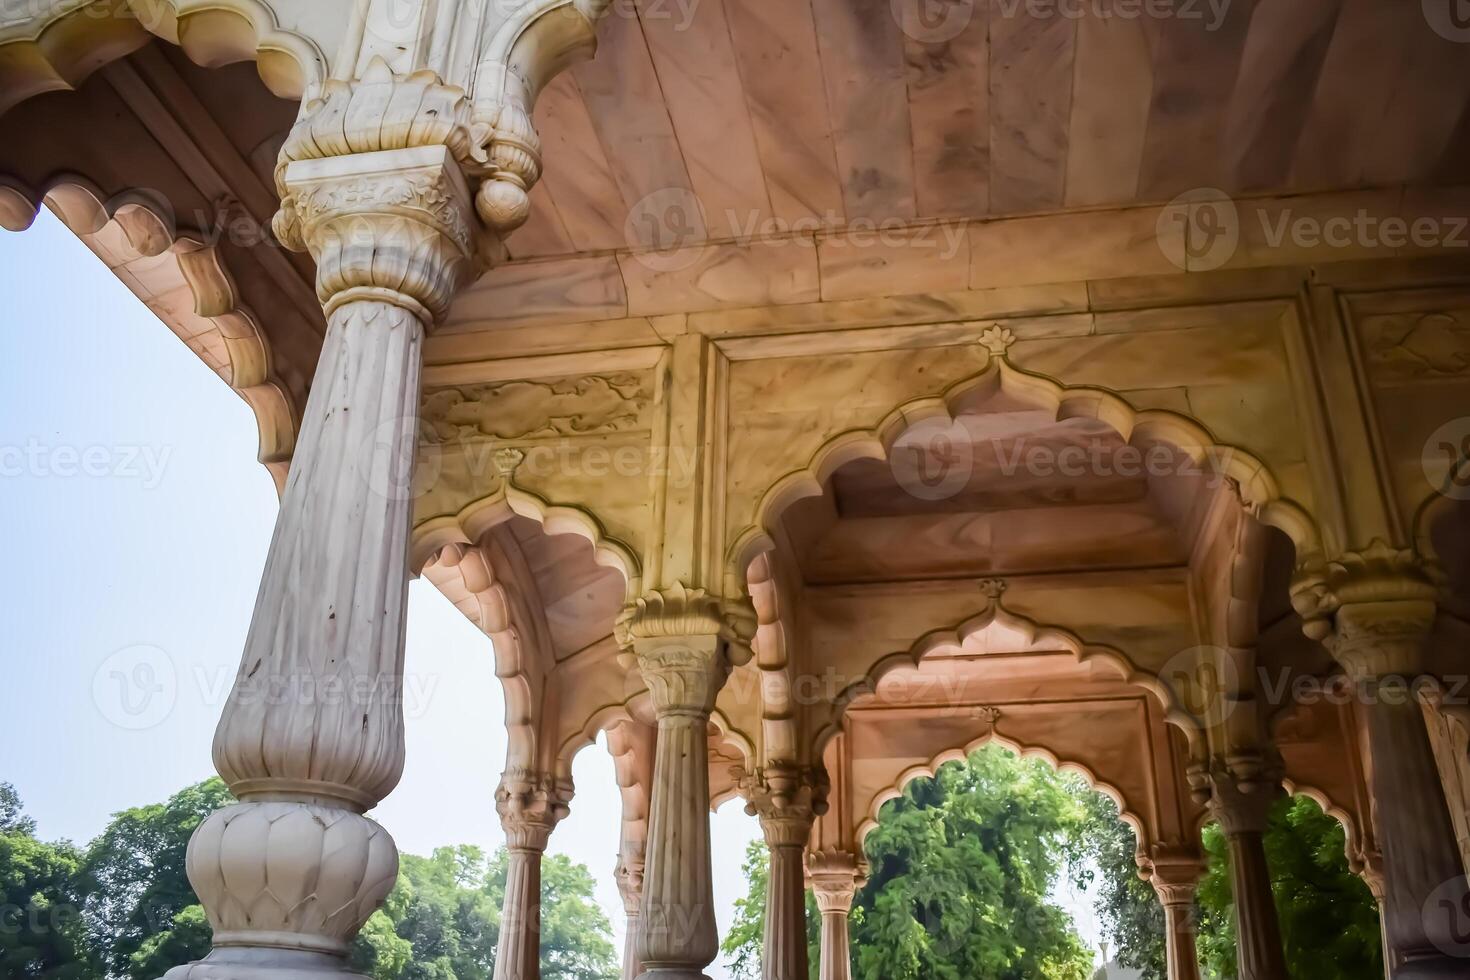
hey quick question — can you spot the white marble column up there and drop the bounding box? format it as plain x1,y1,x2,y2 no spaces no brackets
1330,598,1468,979
1150,858,1205,980
616,854,645,980
806,851,865,980
494,771,573,980
1209,766,1288,980
619,585,752,980
166,143,477,980
746,768,824,980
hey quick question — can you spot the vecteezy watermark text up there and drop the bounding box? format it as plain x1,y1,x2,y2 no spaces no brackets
0,440,171,488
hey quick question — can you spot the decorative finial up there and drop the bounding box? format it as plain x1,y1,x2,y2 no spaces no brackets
979,324,1017,357
979,578,1008,601
974,705,1002,727
493,447,525,480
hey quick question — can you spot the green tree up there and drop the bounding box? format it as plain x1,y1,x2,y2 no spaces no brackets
1078,794,1165,980
722,748,1099,980
75,777,233,979
1195,796,1382,980
719,840,819,980
349,844,619,980
0,784,96,979
851,748,1095,980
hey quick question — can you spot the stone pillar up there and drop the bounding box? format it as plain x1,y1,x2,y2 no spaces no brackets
1208,766,1288,980
1330,597,1468,978
616,854,645,980
494,771,573,980
618,585,753,980
166,140,477,980
806,851,866,980
746,767,825,980
1150,857,1205,980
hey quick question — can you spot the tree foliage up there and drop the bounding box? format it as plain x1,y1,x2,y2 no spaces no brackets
0,779,619,980
0,783,95,979
1077,793,1165,980
722,747,1100,980
1194,796,1382,980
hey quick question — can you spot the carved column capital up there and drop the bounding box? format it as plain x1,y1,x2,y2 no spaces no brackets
496,768,573,852
1205,755,1284,837
275,142,478,326
806,850,868,914
618,583,757,715
1148,851,1206,908
744,765,829,848
1291,542,1441,681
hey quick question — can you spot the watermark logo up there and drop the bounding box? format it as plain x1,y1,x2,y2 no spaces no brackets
92,644,177,730
1424,876,1470,957
1158,188,1239,272
1157,645,1237,726
1423,417,1470,501
625,188,709,272
892,0,976,42
891,417,974,501
1424,0,1470,42
363,417,441,502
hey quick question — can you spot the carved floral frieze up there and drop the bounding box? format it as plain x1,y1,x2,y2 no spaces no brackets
421,372,652,444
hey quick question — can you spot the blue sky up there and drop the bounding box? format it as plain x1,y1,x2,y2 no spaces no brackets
0,208,765,976
0,207,1105,975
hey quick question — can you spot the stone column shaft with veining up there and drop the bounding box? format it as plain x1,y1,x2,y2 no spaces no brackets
167,139,478,980
1209,767,1288,980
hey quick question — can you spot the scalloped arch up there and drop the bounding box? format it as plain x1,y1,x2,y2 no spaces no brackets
728,356,1325,586
0,175,297,487
0,0,328,118
813,598,1205,760
553,696,754,803
1279,777,1380,883
411,482,641,599
856,730,1149,851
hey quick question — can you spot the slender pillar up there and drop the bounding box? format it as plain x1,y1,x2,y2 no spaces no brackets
166,141,477,979
616,854,645,980
1150,857,1205,980
806,851,866,980
494,771,573,980
1332,598,1468,979
619,585,751,980
746,767,824,980
1209,767,1288,980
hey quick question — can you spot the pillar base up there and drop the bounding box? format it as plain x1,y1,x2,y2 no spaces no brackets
160,949,369,980
637,970,712,980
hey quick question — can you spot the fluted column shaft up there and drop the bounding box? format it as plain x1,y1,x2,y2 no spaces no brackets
1359,676,1465,977
746,767,823,980
807,852,864,980
1330,598,1468,978
1210,772,1287,980
172,145,477,980
622,628,737,980
494,771,572,980
496,848,544,980
1151,860,1204,980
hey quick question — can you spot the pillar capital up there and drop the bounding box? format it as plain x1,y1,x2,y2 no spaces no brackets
806,849,868,914
496,768,572,852
744,765,828,848
1205,756,1283,838
618,583,756,716
1148,854,1205,908
1291,541,1440,681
